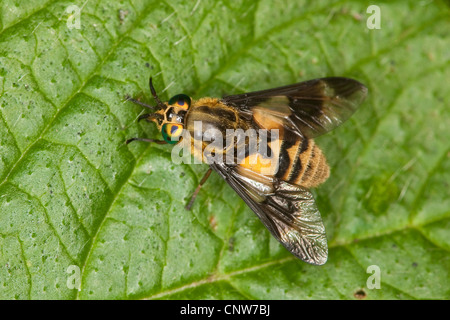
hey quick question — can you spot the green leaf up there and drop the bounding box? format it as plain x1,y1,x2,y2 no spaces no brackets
0,0,449,300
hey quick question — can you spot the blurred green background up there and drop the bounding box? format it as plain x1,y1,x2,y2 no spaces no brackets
0,0,449,299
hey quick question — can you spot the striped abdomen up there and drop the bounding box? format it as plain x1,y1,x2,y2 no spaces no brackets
275,137,329,188
236,134,330,189
241,106,330,189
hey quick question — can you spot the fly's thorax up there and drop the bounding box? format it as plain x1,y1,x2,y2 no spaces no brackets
185,98,245,157
185,98,244,135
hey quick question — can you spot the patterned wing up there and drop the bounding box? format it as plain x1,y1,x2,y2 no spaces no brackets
210,162,328,265
221,77,367,138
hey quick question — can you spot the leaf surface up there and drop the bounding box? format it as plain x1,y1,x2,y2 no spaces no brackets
0,0,449,299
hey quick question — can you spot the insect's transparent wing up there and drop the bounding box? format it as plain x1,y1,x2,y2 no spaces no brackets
211,162,328,265
222,77,367,138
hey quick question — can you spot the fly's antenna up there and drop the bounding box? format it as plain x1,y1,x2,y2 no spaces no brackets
125,77,166,111
149,77,166,110
125,95,157,110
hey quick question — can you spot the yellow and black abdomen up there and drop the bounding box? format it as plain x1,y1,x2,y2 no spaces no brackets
237,134,330,189
241,106,330,189
275,137,329,189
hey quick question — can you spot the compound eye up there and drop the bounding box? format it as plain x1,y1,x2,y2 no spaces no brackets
161,123,184,144
168,94,191,110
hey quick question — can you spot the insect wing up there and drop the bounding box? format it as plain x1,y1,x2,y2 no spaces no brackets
210,162,328,265
221,77,367,138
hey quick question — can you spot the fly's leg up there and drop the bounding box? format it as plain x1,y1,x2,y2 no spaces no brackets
185,168,213,210
126,138,167,145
